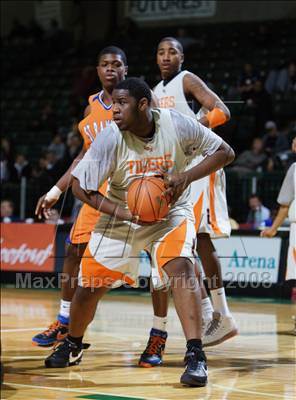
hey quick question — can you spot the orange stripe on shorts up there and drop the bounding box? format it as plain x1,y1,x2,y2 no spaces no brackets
156,219,187,276
80,245,135,288
209,172,222,236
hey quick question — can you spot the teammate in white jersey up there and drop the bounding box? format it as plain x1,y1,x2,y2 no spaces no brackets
139,37,238,367
44,78,235,387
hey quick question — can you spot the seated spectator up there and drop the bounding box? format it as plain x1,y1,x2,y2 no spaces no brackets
0,200,21,223
262,121,289,156
238,63,259,101
246,194,271,229
276,60,296,93
47,134,65,160
248,79,274,134
1,137,15,177
10,153,32,182
230,138,267,176
31,102,57,135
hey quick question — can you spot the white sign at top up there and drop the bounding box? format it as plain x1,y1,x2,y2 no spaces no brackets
126,1,217,22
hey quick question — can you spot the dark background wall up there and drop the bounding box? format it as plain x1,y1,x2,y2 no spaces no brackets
2,1,296,39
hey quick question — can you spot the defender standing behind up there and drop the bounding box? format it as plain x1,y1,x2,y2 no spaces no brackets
32,47,128,346
44,78,235,388
139,37,237,367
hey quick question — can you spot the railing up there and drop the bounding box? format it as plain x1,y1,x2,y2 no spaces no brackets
1,171,285,221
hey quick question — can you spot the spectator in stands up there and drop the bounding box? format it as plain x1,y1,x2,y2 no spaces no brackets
1,138,15,182
47,134,66,160
230,137,268,175
249,79,274,134
0,200,20,223
276,60,296,93
246,194,271,229
10,153,32,182
238,63,259,101
262,121,289,156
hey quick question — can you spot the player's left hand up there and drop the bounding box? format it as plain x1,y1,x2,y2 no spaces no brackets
162,171,190,204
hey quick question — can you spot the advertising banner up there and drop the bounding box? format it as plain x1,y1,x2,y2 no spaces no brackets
1,223,56,272
214,236,282,284
126,1,216,22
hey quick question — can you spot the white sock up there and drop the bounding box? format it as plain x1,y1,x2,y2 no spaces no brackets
59,299,71,319
153,315,167,332
202,297,214,321
210,287,231,316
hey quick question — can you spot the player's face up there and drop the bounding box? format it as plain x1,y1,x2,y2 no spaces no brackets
97,54,127,89
112,89,138,130
157,41,184,79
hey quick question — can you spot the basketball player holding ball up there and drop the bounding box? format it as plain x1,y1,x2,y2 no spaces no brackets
139,37,238,368
44,78,235,387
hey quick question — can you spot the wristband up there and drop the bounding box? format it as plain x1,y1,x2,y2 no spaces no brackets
45,185,62,201
205,108,227,129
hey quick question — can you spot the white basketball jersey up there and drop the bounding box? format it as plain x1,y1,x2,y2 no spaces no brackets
154,70,231,238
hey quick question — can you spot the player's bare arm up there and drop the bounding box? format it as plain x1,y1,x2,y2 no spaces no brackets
164,142,234,203
183,73,230,128
72,178,135,222
35,105,91,219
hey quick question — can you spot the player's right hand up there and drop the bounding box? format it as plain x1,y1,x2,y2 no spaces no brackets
35,194,58,220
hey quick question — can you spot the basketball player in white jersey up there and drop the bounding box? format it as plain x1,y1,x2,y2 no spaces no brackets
44,78,235,387
139,37,237,368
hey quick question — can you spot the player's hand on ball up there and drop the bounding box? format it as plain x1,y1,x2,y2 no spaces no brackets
35,194,57,220
163,172,190,204
260,228,277,238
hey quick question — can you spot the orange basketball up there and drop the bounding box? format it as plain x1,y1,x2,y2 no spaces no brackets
127,176,171,222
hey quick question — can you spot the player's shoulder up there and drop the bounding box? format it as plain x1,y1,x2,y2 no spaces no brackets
88,90,102,105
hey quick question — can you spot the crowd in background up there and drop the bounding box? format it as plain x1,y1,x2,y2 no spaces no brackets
1,17,295,227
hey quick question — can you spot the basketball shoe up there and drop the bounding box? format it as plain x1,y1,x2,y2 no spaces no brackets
180,347,208,387
203,312,238,347
138,328,167,367
45,338,83,368
32,316,69,347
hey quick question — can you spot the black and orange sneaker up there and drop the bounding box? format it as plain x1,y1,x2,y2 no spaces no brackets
32,319,68,347
139,328,167,367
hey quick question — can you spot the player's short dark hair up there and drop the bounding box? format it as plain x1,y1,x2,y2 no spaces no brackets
98,46,127,65
158,37,183,53
115,78,152,105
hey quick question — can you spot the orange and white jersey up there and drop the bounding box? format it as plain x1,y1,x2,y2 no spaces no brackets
78,90,113,150
154,71,231,238
70,91,112,245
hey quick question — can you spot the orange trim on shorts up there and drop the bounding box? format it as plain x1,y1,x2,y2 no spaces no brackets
156,219,187,276
209,173,222,236
70,181,108,244
193,192,204,231
80,245,135,288
293,247,296,263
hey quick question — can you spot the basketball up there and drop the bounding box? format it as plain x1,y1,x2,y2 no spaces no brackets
127,176,171,222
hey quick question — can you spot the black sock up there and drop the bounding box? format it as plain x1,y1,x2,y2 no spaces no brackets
187,338,202,352
67,335,83,347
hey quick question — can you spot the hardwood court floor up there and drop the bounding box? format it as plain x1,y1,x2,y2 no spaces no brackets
1,288,295,400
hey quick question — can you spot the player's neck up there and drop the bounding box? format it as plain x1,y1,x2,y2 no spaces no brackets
162,69,182,86
130,111,155,139
101,88,113,106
